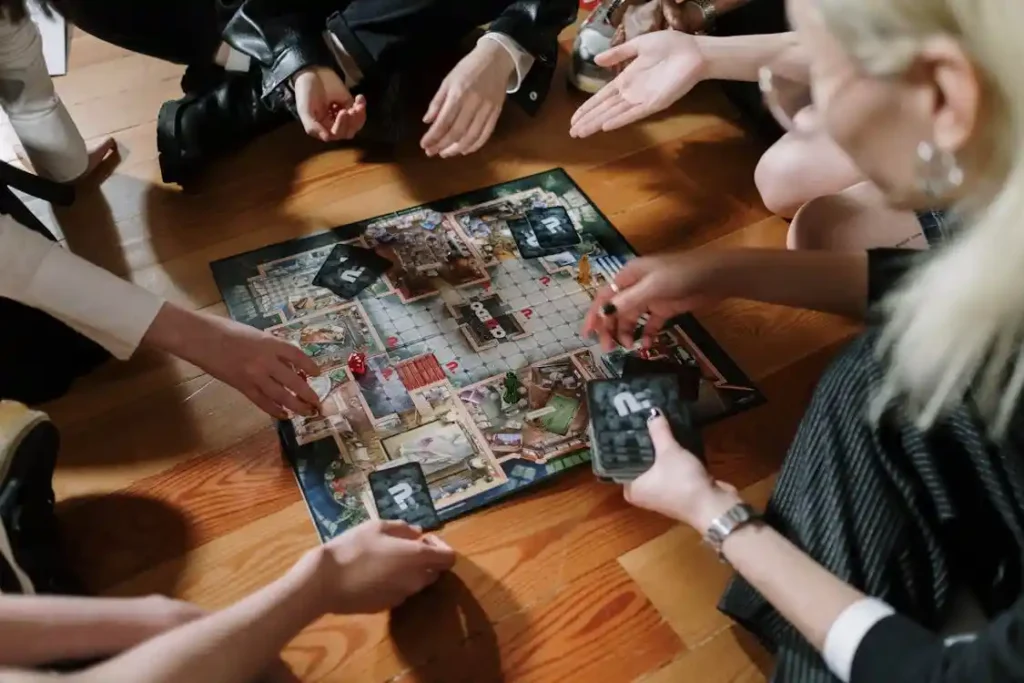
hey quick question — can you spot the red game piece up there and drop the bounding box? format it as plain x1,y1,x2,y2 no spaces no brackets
638,347,652,360
328,102,343,116
348,351,367,377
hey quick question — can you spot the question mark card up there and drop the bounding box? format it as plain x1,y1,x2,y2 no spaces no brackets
585,375,702,483
368,462,441,530
525,207,581,251
313,243,393,300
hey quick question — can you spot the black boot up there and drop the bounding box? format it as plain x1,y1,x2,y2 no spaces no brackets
157,66,291,187
0,402,83,595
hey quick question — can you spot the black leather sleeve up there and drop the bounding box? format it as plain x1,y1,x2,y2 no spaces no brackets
866,249,923,307
489,0,577,115
851,599,1024,683
222,0,340,98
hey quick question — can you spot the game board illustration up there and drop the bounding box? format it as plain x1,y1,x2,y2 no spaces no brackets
211,169,765,542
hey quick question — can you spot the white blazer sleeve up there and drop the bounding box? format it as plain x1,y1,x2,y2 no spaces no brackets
0,217,164,359
0,15,87,182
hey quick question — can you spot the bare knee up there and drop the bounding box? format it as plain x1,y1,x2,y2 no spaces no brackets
755,142,817,218
787,194,842,250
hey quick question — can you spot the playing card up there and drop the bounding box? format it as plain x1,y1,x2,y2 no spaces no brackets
622,356,702,403
586,374,703,483
368,462,441,530
526,207,581,251
508,217,548,259
312,243,392,300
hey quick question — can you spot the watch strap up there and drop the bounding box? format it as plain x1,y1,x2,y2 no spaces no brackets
681,0,717,34
704,502,759,558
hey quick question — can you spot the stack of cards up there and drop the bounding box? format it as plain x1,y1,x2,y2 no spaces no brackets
586,370,703,483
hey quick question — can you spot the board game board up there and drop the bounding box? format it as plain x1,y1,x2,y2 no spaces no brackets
211,169,765,541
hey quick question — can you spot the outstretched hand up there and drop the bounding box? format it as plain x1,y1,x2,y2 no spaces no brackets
570,30,706,138
144,303,322,420
420,39,514,158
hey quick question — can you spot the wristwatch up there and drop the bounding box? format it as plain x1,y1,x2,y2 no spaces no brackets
681,0,718,35
704,502,759,560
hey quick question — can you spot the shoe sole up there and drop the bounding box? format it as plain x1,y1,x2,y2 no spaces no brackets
156,97,193,187
0,401,59,595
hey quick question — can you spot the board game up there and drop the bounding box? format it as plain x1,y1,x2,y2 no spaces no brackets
211,169,765,541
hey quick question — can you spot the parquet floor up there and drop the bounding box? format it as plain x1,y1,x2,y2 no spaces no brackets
10,23,859,683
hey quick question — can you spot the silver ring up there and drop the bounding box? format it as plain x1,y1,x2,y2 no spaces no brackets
609,283,620,294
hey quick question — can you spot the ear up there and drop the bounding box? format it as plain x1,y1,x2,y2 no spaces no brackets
918,35,980,155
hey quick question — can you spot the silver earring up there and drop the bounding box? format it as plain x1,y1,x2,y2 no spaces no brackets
916,141,964,201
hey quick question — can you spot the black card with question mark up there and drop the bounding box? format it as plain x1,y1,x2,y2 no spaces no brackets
585,374,701,483
368,462,441,530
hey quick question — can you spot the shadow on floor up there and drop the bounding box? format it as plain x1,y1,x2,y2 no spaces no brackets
389,556,513,682
58,492,193,595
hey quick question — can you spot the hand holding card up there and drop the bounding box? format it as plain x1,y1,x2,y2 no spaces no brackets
586,373,702,483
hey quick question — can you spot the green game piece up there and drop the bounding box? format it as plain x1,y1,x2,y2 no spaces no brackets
502,371,521,404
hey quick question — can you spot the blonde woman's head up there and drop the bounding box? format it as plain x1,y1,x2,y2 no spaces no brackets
788,0,1024,433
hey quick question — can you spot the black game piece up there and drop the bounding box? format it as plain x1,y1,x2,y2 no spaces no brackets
508,217,548,259
368,462,441,530
313,243,392,299
622,356,702,403
526,207,581,251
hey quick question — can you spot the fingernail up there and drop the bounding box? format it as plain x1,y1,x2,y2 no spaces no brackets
647,408,663,423
601,303,617,316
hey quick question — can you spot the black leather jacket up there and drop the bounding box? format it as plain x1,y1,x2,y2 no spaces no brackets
221,0,577,116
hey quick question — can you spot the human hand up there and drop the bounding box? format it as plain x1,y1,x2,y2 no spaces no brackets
307,520,456,614
420,39,514,158
581,251,723,351
293,66,367,142
623,411,741,530
570,31,706,138
144,303,321,419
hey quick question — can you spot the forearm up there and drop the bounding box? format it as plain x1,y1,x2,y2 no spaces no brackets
711,249,868,318
72,552,326,683
0,596,186,667
719,521,866,651
697,31,805,82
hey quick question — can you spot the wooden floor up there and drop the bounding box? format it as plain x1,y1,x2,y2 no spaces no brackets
14,25,858,683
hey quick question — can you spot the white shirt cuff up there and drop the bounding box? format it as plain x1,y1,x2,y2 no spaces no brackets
823,598,896,683
478,32,535,94
1,219,164,360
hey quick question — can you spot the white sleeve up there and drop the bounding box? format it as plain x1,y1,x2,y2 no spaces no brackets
0,16,87,182
478,32,536,94
0,217,164,359
823,598,896,683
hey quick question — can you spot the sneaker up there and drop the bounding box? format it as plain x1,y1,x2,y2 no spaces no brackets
0,401,81,595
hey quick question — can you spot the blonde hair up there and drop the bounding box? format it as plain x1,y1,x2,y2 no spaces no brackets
818,0,1024,434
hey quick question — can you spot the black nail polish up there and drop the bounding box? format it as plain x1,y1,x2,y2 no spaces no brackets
647,408,663,423
601,303,617,316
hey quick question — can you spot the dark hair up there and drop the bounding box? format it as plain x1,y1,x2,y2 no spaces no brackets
0,0,54,22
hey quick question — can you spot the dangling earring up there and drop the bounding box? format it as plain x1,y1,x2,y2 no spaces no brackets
916,141,964,202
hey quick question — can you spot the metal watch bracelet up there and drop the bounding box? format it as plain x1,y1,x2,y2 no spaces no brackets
703,502,759,559
681,0,717,35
